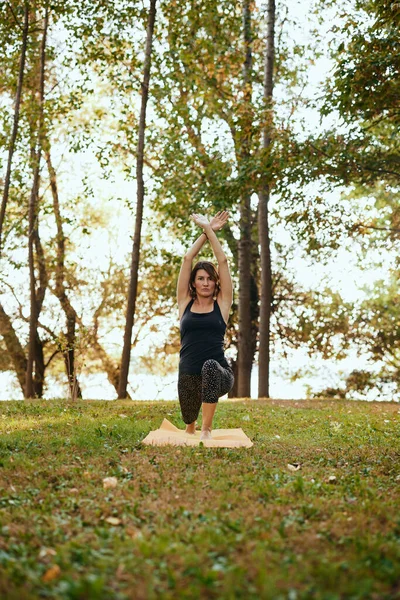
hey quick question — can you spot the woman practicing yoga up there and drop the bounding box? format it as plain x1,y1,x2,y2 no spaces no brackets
177,211,234,440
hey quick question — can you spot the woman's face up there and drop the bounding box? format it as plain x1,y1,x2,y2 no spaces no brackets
193,269,216,298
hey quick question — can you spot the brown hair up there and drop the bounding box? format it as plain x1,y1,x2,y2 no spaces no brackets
189,261,220,299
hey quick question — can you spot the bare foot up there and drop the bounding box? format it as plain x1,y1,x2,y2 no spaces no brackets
200,428,212,440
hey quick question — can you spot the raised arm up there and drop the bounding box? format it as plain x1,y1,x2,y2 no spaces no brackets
177,212,230,319
190,212,233,323
177,232,207,316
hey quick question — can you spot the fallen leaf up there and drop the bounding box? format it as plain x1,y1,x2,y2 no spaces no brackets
105,516,121,526
345,496,357,504
42,564,61,582
39,547,57,559
103,476,118,489
126,527,141,539
287,463,301,472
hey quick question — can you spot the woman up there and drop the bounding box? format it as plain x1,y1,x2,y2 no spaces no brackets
177,211,234,440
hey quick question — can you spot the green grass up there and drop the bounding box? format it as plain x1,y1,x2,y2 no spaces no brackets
0,398,399,599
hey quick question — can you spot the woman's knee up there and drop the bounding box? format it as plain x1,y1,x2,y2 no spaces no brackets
201,359,220,378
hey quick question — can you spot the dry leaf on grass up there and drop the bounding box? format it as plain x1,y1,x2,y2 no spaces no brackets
103,476,118,489
105,516,121,526
42,564,61,582
126,527,141,539
287,463,301,472
39,547,57,559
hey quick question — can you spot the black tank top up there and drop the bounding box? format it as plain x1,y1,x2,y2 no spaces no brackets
179,299,230,375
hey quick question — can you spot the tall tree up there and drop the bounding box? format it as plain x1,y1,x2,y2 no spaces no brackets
257,0,275,398
237,0,255,398
0,2,29,256
118,0,157,399
45,146,82,399
301,0,400,199
25,5,49,398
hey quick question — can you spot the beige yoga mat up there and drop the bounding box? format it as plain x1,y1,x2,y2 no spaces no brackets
142,418,253,448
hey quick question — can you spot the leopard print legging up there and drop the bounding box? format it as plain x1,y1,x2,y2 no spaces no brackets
178,359,234,424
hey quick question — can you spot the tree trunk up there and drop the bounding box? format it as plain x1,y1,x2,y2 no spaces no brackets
33,331,45,397
26,6,49,398
0,302,27,394
258,0,275,398
0,2,29,255
118,0,157,399
237,0,254,398
30,228,47,397
45,149,82,399
238,191,253,397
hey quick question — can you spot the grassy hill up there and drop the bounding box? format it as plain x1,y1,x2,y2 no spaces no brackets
0,398,399,599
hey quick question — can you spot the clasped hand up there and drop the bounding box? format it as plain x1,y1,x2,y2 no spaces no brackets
190,210,229,232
